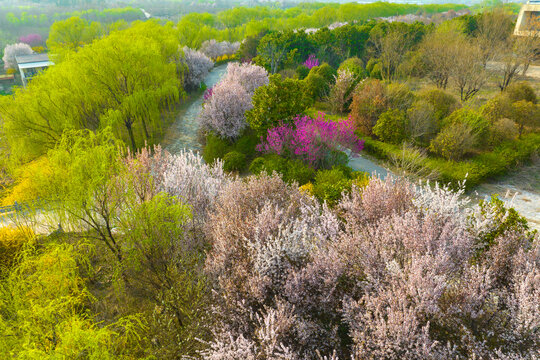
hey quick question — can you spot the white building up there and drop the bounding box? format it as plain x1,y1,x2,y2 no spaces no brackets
15,53,54,88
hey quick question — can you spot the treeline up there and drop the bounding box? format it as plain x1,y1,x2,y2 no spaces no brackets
177,2,468,48
1,6,143,29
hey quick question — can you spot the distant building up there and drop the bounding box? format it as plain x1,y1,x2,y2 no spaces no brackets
15,53,54,88
515,0,540,36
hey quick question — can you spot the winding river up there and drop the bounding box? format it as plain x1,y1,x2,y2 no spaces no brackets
161,65,539,230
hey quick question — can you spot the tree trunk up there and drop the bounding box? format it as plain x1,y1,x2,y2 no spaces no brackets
126,121,137,151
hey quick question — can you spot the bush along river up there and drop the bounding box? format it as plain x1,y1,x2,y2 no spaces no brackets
161,64,539,230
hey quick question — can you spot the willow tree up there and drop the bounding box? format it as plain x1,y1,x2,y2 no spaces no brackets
77,30,182,150
1,21,184,162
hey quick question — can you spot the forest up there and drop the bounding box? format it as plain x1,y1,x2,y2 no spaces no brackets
0,1,539,359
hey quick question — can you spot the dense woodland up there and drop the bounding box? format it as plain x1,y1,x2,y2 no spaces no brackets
0,1,539,359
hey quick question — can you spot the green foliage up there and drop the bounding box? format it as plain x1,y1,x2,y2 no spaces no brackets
366,58,382,79
223,151,247,172
296,64,310,80
338,57,365,79
430,122,476,160
246,74,311,135
373,109,408,144
249,155,315,185
443,108,491,146
304,71,328,101
203,133,231,165
0,227,33,274
481,95,513,123
0,242,143,358
386,83,415,111
418,88,459,122
504,82,537,104
234,131,259,158
474,196,535,257
510,100,540,137
47,16,103,59
2,21,184,162
312,167,352,206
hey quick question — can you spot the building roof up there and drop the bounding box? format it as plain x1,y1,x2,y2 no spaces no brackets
16,53,50,64
15,53,53,70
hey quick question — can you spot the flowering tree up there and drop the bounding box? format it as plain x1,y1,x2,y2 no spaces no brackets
221,62,269,95
2,43,33,70
200,39,240,59
304,54,319,69
181,46,214,91
328,68,358,114
203,86,213,101
18,34,42,46
199,80,253,140
256,113,365,169
202,172,538,359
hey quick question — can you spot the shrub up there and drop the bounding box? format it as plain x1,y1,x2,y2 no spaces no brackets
296,64,309,80
256,113,364,169
443,108,490,146
481,95,513,123
490,118,518,144
366,57,382,79
312,167,352,206
373,109,408,144
0,227,33,272
338,57,365,79
203,133,231,164
284,159,315,185
223,151,246,172
386,83,415,111
429,122,476,160
406,100,438,146
234,132,259,158
418,88,459,121
304,71,328,101
505,81,537,104
511,100,540,137
310,63,336,85
350,78,388,135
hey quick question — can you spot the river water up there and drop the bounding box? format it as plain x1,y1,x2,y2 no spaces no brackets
161,65,539,230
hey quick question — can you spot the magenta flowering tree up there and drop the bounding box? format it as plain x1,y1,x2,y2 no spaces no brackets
256,112,364,169
18,34,42,46
304,54,319,69
203,86,213,101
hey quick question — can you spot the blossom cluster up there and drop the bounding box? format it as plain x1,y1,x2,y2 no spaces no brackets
18,34,42,46
256,113,365,169
200,40,240,60
200,62,268,140
303,54,319,69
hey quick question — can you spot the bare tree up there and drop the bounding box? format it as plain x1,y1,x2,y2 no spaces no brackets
475,9,514,68
369,26,412,82
452,40,487,101
420,26,466,89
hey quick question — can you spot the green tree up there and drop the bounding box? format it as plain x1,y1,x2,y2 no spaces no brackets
246,74,310,135
511,100,540,137
256,30,295,73
373,109,408,144
47,16,103,59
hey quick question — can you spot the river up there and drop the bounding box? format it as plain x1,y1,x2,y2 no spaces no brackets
162,65,539,230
